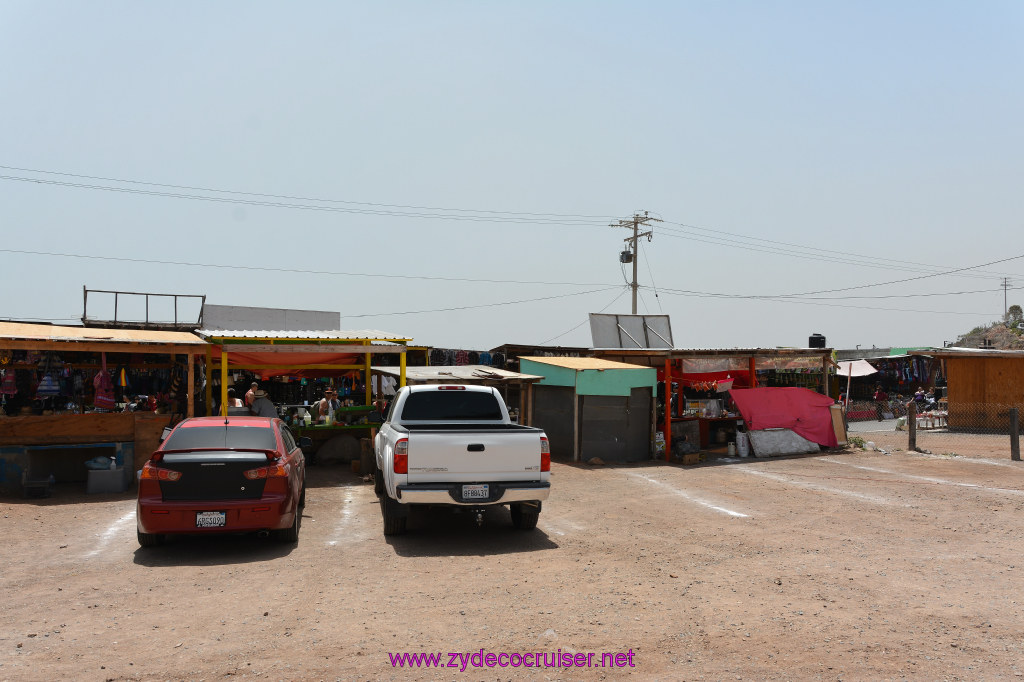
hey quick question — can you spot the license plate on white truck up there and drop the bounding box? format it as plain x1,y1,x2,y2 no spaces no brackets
462,484,488,500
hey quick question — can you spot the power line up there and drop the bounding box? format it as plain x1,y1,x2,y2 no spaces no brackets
538,286,629,345
0,172,608,226
657,218,1019,280
0,248,615,288
339,286,622,318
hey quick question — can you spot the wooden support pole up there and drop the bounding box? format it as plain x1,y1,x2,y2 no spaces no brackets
364,353,372,406
664,358,672,462
1011,407,1020,461
220,350,228,417
749,356,757,387
187,352,195,418
907,400,917,452
205,345,212,416
573,394,581,462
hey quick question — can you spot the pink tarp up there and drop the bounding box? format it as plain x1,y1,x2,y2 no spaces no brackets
729,387,838,448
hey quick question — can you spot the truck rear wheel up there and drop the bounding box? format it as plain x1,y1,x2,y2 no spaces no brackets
374,465,384,496
511,503,540,530
381,496,407,536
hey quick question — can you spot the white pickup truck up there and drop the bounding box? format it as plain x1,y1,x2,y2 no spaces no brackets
373,384,551,535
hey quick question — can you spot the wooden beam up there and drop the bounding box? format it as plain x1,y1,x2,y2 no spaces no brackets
218,344,408,354
208,364,367,371
0,339,206,354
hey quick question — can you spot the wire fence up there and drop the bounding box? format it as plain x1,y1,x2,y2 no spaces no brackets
846,401,1022,460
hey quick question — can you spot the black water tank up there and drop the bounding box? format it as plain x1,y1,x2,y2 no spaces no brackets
808,333,826,348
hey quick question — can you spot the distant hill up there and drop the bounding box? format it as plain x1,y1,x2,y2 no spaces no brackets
955,322,1024,350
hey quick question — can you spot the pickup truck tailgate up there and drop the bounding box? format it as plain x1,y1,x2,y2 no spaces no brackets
405,430,543,483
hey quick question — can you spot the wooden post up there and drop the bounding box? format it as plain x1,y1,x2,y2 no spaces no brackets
749,356,757,387
186,352,195,418
399,351,407,388
364,353,372,406
220,349,228,417
821,354,829,395
518,382,526,424
663,359,672,462
907,400,917,452
1011,407,1020,461
526,382,534,427
573,393,580,462
204,345,212,416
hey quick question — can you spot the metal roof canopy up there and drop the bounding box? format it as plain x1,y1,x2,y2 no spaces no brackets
913,347,1024,359
199,329,411,354
519,356,650,371
589,314,673,349
372,365,543,384
0,321,207,352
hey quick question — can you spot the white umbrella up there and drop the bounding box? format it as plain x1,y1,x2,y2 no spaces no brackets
835,359,878,409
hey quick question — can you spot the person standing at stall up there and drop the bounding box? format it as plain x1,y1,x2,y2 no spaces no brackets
314,389,340,424
245,381,259,407
249,389,277,418
873,384,889,421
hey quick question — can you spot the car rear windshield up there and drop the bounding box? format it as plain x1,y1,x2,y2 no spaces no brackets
162,426,277,451
400,391,503,421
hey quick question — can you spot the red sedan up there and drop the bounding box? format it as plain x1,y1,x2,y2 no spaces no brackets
136,416,309,547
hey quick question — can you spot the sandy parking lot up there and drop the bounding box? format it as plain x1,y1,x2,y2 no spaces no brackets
3,450,1024,681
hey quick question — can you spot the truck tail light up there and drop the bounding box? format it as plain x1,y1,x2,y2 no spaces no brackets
140,463,182,482
437,385,465,390
540,437,550,472
394,438,409,474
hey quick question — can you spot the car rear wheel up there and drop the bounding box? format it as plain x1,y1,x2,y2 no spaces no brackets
510,503,540,530
381,496,407,536
273,510,300,543
373,465,384,496
137,530,165,548
299,484,306,508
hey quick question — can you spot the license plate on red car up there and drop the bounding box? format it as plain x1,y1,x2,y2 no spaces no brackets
196,511,226,528
462,484,488,500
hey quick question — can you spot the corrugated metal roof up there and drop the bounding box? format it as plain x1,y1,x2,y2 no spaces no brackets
915,347,1024,358
0,321,207,345
372,365,543,383
520,356,650,371
198,329,411,341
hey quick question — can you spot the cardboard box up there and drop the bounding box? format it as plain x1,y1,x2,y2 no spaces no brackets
682,453,700,465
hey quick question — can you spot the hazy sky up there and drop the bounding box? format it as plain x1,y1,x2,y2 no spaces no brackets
2,2,1022,351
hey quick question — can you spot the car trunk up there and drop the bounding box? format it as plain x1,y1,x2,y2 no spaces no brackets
158,452,268,501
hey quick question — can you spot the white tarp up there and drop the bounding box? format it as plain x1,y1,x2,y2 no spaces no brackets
836,360,879,377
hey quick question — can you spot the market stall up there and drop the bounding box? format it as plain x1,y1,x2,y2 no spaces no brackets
0,322,209,495
199,329,412,460
591,347,833,462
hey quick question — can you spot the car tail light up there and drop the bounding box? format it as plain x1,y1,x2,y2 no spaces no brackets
437,385,465,390
540,436,550,472
394,438,409,474
244,464,288,480
151,452,163,463
140,463,181,482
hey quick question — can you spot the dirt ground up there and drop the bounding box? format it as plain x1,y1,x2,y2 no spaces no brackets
3,449,1024,681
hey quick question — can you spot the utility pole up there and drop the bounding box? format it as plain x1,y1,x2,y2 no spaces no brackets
1003,277,1011,320
611,211,662,314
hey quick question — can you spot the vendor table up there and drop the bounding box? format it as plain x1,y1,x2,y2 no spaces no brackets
672,416,744,449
